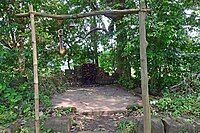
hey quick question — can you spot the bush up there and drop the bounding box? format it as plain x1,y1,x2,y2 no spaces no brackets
151,92,200,117
118,74,137,90
118,120,137,133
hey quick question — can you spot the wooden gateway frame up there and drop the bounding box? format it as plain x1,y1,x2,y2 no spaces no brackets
16,1,151,133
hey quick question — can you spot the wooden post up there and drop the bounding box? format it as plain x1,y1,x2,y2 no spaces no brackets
29,5,40,133
139,1,151,133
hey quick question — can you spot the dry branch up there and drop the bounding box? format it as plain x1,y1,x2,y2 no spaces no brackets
16,8,150,19
85,27,108,37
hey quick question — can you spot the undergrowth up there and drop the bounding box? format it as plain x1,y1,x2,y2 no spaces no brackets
117,120,137,133
151,91,200,117
0,72,69,126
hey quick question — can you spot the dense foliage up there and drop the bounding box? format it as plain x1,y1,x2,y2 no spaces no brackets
0,0,199,126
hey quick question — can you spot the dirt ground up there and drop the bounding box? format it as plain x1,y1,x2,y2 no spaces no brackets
70,112,142,132
51,85,142,132
52,85,142,115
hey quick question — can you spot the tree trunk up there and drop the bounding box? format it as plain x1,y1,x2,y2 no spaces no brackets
91,16,99,66
18,41,26,72
110,0,131,78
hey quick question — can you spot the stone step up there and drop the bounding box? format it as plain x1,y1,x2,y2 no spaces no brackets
7,116,200,133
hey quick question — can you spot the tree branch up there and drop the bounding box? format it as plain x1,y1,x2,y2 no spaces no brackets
0,40,13,49
85,28,108,38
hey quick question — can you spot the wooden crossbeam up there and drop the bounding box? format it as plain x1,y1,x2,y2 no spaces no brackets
16,8,150,19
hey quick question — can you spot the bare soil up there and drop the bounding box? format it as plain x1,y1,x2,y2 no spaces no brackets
51,85,142,132
70,112,141,133
52,85,142,114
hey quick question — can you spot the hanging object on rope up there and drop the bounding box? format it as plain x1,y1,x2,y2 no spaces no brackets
58,28,66,55
57,19,66,56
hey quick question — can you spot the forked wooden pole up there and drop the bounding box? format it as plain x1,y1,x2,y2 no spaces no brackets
139,1,151,133
29,5,40,133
